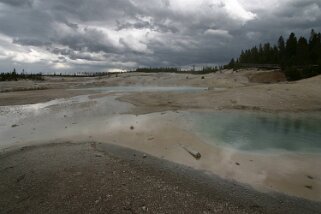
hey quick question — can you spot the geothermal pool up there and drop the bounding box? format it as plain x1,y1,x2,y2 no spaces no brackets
188,111,321,153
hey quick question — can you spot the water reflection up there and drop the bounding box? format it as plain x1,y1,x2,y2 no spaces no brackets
190,111,321,153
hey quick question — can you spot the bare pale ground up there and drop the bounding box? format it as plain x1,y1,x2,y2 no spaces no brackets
117,71,321,114
1,69,320,111
1,69,321,210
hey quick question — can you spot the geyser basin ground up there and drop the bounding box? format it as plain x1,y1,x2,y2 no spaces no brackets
0,85,321,203
74,86,208,93
2,142,319,214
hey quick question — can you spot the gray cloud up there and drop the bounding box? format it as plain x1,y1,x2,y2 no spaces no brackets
0,0,33,7
0,0,320,73
13,38,52,47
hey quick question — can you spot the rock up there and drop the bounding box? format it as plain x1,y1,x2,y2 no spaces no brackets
130,126,134,130
11,124,19,128
95,197,101,204
16,174,25,183
305,185,313,190
235,162,240,166
123,201,132,211
143,154,147,159
3,166,14,171
142,206,148,211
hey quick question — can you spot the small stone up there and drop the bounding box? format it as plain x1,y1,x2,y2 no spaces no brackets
305,185,313,190
11,124,19,128
123,201,132,210
16,174,25,183
130,126,134,130
235,162,240,166
143,154,147,159
142,206,148,211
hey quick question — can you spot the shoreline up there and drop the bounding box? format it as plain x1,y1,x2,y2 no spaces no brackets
1,142,320,214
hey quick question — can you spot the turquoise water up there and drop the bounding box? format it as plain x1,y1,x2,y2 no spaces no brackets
190,111,321,152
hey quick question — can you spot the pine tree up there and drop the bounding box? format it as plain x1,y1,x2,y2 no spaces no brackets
285,33,297,66
296,37,309,65
277,36,285,65
309,30,321,65
229,29,321,80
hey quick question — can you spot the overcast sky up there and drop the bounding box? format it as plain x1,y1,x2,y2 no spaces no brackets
0,0,320,73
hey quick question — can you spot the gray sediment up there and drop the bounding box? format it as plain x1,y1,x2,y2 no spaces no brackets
0,142,320,214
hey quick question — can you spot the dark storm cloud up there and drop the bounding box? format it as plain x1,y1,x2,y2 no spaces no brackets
50,48,105,62
0,0,320,73
0,0,33,7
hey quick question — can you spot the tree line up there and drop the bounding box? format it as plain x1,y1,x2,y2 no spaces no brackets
0,69,44,81
226,29,321,80
134,66,223,74
0,69,116,81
